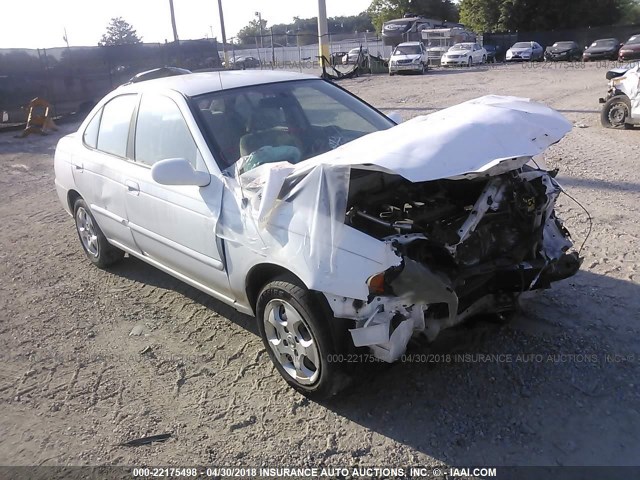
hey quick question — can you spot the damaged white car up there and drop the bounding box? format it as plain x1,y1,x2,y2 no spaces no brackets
54,71,581,398
600,63,640,129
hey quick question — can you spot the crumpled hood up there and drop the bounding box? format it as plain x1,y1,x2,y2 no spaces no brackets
295,95,572,183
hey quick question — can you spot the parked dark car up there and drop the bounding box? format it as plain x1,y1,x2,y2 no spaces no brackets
583,38,622,61
619,34,640,61
226,56,261,69
545,41,582,61
483,45,504,63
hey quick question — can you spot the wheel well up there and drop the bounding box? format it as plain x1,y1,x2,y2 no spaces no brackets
245,263,304,314
67,190,82,212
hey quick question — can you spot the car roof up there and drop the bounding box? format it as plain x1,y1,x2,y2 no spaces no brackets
397,41,421,46
115,70,317,97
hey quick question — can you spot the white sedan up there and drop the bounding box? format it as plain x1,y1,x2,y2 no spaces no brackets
441,42,487,67
54,71,580,398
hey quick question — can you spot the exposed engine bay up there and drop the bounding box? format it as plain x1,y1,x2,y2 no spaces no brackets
339,165,582,361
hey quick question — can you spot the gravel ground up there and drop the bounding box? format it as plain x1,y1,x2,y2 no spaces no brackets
1,62,639,470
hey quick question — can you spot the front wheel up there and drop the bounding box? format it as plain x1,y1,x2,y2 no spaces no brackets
467,57,473,67
73,198,124,268
601,95,633,129
482,55,487,64
256,275,350,398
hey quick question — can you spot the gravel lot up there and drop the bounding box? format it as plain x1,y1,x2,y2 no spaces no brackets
1,62,639,470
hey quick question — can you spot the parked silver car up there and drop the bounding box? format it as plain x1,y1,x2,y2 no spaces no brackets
54,71,581,397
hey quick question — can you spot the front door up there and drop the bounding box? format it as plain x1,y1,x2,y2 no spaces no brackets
123,92,232,299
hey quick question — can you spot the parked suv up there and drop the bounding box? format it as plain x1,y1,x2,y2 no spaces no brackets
389,41,428,74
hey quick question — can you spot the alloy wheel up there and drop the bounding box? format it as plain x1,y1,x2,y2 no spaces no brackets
263,299,321,385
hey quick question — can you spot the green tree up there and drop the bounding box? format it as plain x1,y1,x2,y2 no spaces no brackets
237,18,269,45
620,0,640,23
98,17,142,46
460,0,630,33
368,0,459,33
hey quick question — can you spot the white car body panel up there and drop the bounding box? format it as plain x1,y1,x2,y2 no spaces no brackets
616,64,640,118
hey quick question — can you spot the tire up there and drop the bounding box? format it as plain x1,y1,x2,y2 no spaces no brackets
389,72,395,76
467,57,473,67
73,198,124,268
600,95,633,129
256,274,351,398
420,63,425,74
482,55,487,64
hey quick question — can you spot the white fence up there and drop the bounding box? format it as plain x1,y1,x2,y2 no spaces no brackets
226,38,394,67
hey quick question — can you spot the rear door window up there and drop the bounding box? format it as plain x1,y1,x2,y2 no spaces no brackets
96,95,137,158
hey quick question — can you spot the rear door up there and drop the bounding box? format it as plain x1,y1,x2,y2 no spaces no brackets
122,91,232,299
71,94,140,250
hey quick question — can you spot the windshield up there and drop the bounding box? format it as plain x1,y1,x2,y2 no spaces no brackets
393,45,421,55
450,43,473,51
192,79,394,172
627,35,640,45
553,42,575,48
591,39,616,48
513,42,532,49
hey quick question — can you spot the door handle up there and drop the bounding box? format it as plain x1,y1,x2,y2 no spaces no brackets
125,180,140,195
72,162,83,171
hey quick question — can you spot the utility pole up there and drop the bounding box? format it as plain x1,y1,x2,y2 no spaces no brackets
255,11,264,49
317,0,329,69
217,0,229,67
169,0,179,42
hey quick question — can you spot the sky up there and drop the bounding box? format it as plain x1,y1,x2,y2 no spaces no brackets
0,0,374,50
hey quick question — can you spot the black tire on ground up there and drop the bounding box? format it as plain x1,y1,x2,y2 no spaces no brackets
256,274,351,399
389,72,395,76
600,95,633,129
467,57,473,67
73,198,124,268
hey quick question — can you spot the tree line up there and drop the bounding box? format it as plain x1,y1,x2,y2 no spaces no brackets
71,0,640,49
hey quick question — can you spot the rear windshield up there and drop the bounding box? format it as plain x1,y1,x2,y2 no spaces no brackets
626,35,640,45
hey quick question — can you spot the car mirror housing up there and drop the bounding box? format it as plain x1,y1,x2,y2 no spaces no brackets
151,158,211,187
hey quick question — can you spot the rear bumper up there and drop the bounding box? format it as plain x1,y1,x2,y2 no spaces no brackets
55,179,72,216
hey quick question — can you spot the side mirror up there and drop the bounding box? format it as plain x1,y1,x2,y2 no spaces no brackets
151,158,211,187
387,111,403,124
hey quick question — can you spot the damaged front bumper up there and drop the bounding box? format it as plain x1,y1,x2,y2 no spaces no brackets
326,168,582,363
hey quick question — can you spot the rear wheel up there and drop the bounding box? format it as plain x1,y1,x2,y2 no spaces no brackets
256,275,350,398
601,95,633,129
73,198,124,268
